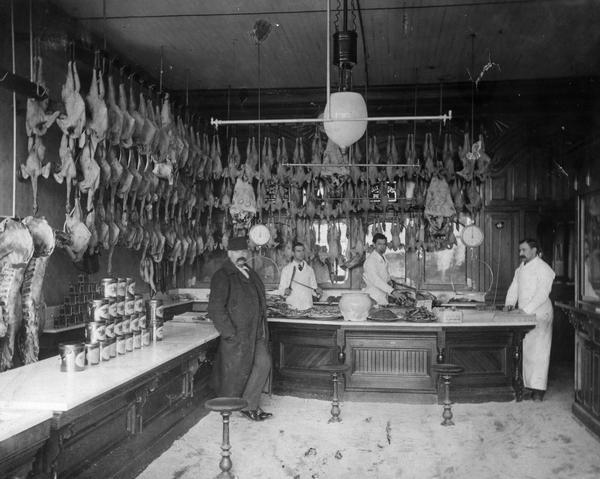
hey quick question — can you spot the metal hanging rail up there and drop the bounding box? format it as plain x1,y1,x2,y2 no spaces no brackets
281,162,422,167
211,111,452,128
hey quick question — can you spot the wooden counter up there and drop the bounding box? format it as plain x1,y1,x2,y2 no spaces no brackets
268,310,537,403
0,322,219,479
557,301,600,439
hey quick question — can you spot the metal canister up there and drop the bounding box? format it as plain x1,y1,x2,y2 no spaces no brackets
98,278,117,298
106,337,116,358
141,328,151,347
146,299,164,343
138,312,147,330
88,299,109,322
85,342,100,366
132,330,141,349
125,277,135,299
125,333,134,352
86,321,106,343
105,319,115,339
124,296,135,317
114,319,123,337
121,316,131,334
116,335,126,355
108,297,118,320
98,340,111,362
116,277,127,298
116,297,125,318
134,294,144,313
151,318,163,343
130,314,140,332
59,342,86,372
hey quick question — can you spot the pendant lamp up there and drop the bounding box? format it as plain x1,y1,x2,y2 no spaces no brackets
324,91,367,149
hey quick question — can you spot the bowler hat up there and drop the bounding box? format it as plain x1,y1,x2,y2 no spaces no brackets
228,236,248,251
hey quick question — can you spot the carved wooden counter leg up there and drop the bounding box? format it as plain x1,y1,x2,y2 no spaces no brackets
512,330,525,402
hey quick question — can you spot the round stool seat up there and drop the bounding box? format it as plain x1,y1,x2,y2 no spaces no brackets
316,363,351,373
205,397,248,413
431,363,464,376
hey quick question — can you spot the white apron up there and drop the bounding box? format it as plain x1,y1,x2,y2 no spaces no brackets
277,261,318,310
362,251,394,305
505,256,555,390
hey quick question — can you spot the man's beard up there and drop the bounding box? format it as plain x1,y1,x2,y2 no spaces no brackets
236,258,247,266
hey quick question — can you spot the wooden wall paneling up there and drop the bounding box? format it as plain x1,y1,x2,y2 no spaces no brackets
514,162,529,201
483,211,519,302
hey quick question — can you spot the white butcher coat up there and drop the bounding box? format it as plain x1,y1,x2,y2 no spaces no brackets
505,256,556,390
276,260,318,310
362,251,394,305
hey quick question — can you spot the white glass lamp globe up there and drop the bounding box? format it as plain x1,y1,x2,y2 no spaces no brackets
323,92,368,149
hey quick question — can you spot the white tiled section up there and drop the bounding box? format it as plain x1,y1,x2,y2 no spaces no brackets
0,409,53,443
0,323,219,412
169,288,211,301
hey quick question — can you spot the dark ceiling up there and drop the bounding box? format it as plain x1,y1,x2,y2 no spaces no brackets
47,0,600,92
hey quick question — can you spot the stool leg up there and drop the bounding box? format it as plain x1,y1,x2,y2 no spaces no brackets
329,372,342,423
216,411,235,479
441,375,454,426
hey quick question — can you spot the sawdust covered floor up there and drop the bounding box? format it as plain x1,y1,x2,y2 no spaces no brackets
137,363,600,479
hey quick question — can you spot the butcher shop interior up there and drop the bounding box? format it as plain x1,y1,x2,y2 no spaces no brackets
1,1,600,478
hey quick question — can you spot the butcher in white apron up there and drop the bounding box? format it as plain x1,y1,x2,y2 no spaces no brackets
504,239,555,401
362,233,403,305
276,242,322,310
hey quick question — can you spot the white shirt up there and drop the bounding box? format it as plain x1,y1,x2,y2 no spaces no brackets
505,256,555,315
362,250,394,305
277,260,318,310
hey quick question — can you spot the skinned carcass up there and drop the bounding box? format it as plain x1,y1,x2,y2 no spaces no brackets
18,216,55,365
0,218,34,371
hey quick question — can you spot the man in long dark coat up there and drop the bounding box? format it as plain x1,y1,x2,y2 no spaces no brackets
207,236,273,421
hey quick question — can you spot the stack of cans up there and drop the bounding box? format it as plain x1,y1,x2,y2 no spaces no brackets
146,299,164,344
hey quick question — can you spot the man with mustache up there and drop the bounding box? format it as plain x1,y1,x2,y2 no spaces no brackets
208,236,273,421
504,238,555,401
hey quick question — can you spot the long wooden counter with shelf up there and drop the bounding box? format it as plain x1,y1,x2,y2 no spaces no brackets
268,310,537,403
0,322,219,479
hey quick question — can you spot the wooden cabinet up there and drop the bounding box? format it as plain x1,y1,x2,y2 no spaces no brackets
559,303,600,438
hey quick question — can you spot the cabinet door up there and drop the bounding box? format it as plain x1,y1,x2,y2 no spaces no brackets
483,211,519,301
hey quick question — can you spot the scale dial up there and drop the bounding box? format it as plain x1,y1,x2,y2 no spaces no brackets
461,224,484,248
248,224,271,246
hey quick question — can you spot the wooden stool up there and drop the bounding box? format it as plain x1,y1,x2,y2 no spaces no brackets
317,363,351,423
205,397,248,479
431,363,464,426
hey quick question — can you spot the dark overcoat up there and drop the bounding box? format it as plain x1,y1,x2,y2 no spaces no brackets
207,260,268,396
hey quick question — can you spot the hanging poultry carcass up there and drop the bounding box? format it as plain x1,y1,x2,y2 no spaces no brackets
53,133,77,211
76,135,101,212
457,132,476,182
18,216,55,365
26,56,59,141
138,93,157,155
390,216,403,251
230,176,257,225
21,135,51,214
422,132,436,179
155,94,174,163
106,72,124,147
56,61,86,145
119,81,136,148
442,133,455,180
0,219,34,371
424,175,456,250
244,136,259,180
129,81,145,145
139,232,156,295
212,133,224,179
275,137,289,184
475,134,491,180
349,140,363,184
62,196,92,263
261,137,272,182
85,67,108,152
465,181,483,214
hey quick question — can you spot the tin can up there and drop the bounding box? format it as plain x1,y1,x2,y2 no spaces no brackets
108,297,118,319
138,313,147,330
86,321,106,343
121,316,131,334
150,318,163,343
88,299,109,322
125,333,134,352
141,328,151,347
105,319,115,339
98,278,117,298
114,320,123,336
132,330,141,349
146,299,163,322
124,297,135,316
125,277,135,299
116,297,125,318
116,277,127,298
59,342,86,372
130,314,140,332
98,340,111,362
134,294,144,313
116,335,126,355
85,342,100,366
105,337,116,358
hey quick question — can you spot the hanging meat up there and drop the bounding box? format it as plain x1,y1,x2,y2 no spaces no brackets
21,135,51,214
139,93,157,154
119,81,136,148
311,128,324,180
211,134,223,178
367,136,378,184
106,72,124,147
56,61,86,144
391,216,403,251
18,216,55,365
457,132,476,182
0,219,34,371
466,181,483,214
129,81,145,144
26,56,59,141
261,137,273,182
442,133,455,180
424,176,456,250
85,67,108,152
62,196,92,263
423,132,436,179
51,134,76,213
139,232,156,294
475,134,491,180
77,135,101,212
405,133,418,178
275,137,289,184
